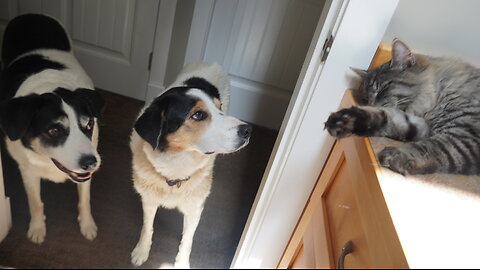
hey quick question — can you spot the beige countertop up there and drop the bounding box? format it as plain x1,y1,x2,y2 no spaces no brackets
369,137,480,269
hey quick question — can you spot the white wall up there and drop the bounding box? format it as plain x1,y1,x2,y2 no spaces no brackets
0,153,11,242
383,0,480,66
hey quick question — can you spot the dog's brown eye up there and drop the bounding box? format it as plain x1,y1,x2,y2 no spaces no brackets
191,111,208,121
86,119,94,131
47,127,61,137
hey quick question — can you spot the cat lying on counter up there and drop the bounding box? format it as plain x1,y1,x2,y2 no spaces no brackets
325,39,480,176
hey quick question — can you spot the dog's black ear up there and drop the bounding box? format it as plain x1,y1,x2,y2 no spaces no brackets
0,94,41,140
74,88,105,117
135,100,166,150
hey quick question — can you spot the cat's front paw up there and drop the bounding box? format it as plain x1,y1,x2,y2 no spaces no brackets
378,147,417,175
325,108,361,138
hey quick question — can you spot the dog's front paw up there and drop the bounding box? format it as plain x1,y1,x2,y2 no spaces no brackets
79,217,97,241
325,108,361,138
378,147,417,175
159,263,175,269
27,220,46,244
174,261,190,269
131,244,151,266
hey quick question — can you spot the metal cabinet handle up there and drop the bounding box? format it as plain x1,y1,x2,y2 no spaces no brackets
337,240,354,269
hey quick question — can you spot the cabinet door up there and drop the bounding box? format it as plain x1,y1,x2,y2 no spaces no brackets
325,137,408,268
323,141,372,268
280,138,408,269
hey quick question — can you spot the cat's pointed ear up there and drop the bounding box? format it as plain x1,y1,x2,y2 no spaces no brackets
391,38,415,69
350,67,368,78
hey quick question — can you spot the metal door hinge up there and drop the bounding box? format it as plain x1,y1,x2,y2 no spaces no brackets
320,34,334,62
148,52,153,70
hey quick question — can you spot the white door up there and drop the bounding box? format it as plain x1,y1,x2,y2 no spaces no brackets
231,0,399,268
0,0,159,100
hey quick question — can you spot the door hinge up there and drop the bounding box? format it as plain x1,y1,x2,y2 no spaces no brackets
320,34,334,62
148,52,153,70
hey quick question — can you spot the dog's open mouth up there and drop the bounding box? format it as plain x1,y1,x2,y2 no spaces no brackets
51,159,93,183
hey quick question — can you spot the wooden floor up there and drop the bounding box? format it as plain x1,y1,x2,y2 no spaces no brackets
0,90,278,268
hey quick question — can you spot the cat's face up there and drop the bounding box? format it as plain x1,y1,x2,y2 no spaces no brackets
354,39,424,109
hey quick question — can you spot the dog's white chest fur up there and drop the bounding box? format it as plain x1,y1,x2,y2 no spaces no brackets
130,131,214,209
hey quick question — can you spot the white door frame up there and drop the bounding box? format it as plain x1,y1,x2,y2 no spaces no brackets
231,0,399,268
146,0,215,102
145,0,178,102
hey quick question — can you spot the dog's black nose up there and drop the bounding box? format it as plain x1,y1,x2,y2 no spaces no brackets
238,124,252,139
79,155,97,171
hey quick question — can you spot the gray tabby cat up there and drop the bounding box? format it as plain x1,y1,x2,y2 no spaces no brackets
325,39,480,175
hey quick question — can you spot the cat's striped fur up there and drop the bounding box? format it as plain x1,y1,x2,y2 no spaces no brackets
325,39,480,175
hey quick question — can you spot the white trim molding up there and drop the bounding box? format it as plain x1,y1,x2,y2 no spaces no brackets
145,81,166,104
145,0,177,103
0,152,12,243
229,75,291,130
183,0,215,66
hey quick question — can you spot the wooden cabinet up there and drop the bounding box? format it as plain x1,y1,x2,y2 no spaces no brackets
278,90,408,269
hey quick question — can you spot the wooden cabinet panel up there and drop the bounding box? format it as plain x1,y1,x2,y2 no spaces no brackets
324,153,371,268
279,90,408,269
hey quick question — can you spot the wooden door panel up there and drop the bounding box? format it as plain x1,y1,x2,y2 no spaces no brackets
71,0,134,62
279,91,408,269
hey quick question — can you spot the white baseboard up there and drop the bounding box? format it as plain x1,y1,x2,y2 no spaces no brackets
145,81,166,104
0,197,11,243
229,76,292,130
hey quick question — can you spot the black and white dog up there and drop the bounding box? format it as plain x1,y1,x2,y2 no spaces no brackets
130,62,252,268
0,14,105,244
